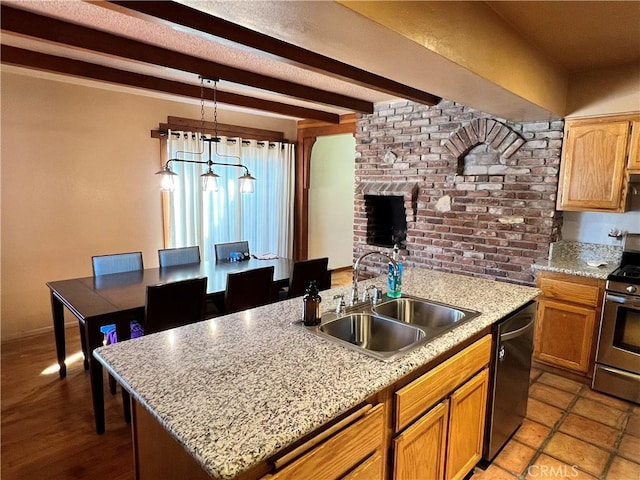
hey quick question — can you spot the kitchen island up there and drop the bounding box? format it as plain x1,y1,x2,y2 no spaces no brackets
94,267,539,480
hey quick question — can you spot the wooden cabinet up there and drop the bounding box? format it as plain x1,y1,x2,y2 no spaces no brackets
628,121,640,172
393,336,491,480
557,114,639,212
394,400,448,480
343,452,384,480
534,271,605,377
266,402,385,480
446,370,489,480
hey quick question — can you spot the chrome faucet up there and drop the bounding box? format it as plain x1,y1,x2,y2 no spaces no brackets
363,285,383,304
350,251,398,306
333,294,346,314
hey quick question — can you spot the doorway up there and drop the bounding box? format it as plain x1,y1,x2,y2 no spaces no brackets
308,134,356,269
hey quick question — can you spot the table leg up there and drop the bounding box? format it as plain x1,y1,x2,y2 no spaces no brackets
50,292,67,379
115,317,132,423
78,320,90,370
85,320,106,434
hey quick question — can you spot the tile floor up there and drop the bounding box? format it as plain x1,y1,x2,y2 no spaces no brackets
472,368,640,480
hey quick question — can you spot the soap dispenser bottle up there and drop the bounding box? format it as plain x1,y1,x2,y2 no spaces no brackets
388,244,403,298
302,280,322,326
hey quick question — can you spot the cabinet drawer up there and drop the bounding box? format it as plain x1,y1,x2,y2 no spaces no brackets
268,403,384,480
395,335,491,432
539,277,600,307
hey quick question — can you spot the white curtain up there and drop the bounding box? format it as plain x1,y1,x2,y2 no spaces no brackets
165,130,295,260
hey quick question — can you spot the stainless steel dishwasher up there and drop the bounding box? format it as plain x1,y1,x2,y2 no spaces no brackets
482,301,536,462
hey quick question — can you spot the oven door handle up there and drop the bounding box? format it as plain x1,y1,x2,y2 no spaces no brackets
599,366,640,381
606,293,640,308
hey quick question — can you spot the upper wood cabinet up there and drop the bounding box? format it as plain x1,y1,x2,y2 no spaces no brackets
557,114,639,212
628,121,640,172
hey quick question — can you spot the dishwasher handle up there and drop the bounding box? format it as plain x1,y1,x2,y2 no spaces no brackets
500,316,535,342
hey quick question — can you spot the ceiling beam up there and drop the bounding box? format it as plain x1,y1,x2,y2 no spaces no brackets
104,0,441,106
1,45,340,123
0,5,373,114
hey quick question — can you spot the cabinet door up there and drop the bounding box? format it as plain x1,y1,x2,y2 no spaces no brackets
342,452,384,480
393,400,449,480
534,298,596,374
445,369,489,480
557,120,630,212
628,121,640,172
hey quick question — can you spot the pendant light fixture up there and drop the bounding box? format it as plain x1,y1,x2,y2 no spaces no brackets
155,77,256,194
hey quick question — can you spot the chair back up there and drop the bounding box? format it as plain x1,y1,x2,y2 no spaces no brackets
214,241,250,262
144,277,207,334
158,246,201,268
225,266,274,313
287,257,331,298
92,252,143,276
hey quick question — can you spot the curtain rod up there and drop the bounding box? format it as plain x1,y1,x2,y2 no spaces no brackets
157,131,289,148
156,129,290,145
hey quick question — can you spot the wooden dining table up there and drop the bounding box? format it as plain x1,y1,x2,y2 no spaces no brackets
46,257,292,434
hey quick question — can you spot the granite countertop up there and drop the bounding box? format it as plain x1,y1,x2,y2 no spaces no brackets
94,267,539,480
532,241,622,280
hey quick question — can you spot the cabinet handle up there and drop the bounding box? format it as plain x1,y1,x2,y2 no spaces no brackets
273,404,377,469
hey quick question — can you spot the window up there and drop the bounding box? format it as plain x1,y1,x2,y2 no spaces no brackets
163,131,295,259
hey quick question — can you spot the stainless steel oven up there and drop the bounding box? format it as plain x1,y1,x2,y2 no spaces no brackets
593,236,640,404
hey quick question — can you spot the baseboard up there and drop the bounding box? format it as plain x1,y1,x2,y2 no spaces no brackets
2,321,78,344
532,360,591,386
331,266,353,273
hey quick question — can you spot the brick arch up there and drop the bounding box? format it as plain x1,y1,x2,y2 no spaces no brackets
443,119,525,164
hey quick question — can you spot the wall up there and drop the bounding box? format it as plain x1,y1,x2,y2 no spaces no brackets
1,70,296,339
562,185,640,246
354,100,564,285
562,211,639,247
566,63,640,118
308,134,356,269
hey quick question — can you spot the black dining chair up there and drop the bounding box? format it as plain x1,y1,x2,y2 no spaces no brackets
214,241,250,262
158,246,200,268
92,251,143,276
282,257,331,299
224,266,275,314
143,277,208,334
90,252,144,399
117,276,208,423
91,252,145,349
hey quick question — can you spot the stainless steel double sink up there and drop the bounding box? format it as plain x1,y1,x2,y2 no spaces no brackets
298,294,480,361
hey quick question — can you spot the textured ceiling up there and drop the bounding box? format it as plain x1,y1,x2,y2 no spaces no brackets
2,0,639,121
1,0,393,118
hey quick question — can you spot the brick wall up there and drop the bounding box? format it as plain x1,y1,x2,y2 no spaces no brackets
354,100,564,285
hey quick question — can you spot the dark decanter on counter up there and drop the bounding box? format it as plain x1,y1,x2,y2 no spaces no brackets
302,281,322,326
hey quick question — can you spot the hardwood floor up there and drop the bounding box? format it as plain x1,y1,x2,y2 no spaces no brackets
1,326,133,479
330,267,352,288
0,271,353,479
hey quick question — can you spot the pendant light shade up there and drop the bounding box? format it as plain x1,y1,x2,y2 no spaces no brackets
156,165,178,192
201,169,220,192
239,171,256,193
